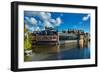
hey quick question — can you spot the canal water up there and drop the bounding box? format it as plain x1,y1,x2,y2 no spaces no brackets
24,42,90,62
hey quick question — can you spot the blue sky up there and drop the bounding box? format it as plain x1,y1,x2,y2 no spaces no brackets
24,11,90,33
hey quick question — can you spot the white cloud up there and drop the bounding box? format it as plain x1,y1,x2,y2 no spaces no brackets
25,24,34,32
56,17,62,26
24,17,30,23
25,11,51,21
39,12,51,20
47,12,51,17
39,12,62,27
30,17,37,25
50,19,56,24
25,24,29,29
24,11,62,30
35,27,40,31
25,17,29,20
50,17,62,26
29,26,41,32
24,17,38,32
25,17,37,25
29,27,35,32
83,14,90,21
26,26,40,32
44,20,53,28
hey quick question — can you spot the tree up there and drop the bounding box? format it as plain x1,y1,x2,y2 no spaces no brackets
24,26,32,50
24,35,32,50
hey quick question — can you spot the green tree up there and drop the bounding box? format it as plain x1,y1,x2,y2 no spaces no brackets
24,35,32,50
24,26,32,50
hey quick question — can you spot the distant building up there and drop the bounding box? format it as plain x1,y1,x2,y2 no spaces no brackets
59,29,90,41
31,28,90,44
32,27,58,44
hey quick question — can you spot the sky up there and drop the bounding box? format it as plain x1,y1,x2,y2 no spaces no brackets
24,11,90,33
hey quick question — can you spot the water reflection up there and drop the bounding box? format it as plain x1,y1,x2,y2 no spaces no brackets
24,41,90,62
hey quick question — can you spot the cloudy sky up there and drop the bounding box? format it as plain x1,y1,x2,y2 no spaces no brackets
24,11,90,33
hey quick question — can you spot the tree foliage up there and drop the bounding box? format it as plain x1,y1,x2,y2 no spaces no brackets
24,26,32,50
